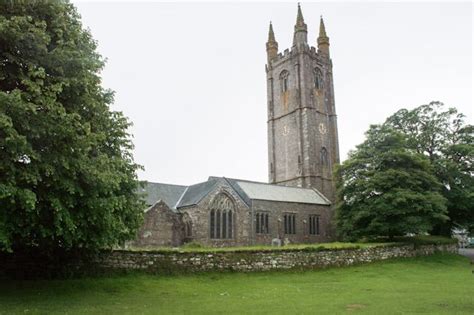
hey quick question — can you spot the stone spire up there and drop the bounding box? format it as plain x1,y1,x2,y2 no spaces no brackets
296,3,305,29
268,22,276,42
293,3,308,46
266,22,279,63
317,16,330,55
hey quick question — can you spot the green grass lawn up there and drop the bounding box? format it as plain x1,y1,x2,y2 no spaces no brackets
0,253,472,314
126,236,456,253
127,241,392,253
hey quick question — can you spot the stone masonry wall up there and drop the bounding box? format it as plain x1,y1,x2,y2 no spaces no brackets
267,42,339,204
97,243,457,273
252,199,332,245
132,201,183,247
182,180,252,247
0,243,457,279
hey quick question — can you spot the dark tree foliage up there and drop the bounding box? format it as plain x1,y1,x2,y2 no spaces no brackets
0,1,144,253
335,125,448,241
385,102,473,234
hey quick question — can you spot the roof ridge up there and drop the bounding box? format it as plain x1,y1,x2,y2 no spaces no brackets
224,177,267,184
190,180,219,206
233,178,316,190
222,177,251,208
310,187,332,204
145,181,188,188
174,186,189,209
187,178,218,188
176,179,219,209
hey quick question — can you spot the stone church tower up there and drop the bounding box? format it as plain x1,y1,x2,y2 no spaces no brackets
266,5,340,202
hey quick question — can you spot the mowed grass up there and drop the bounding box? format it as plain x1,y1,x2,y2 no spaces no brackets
127,241,391,253
0,253,472,314
125,236,456,253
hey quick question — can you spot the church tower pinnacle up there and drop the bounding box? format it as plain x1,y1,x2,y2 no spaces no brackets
266,5,340,202
266,22,278,63
317,16,330,55
293,3,308,46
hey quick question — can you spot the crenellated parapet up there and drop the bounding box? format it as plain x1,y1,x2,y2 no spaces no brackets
266,5,331,71
268,44,330,70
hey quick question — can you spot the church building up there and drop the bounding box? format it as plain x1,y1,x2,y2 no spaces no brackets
134,5,340,247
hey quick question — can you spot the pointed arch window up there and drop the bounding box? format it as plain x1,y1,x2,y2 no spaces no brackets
279,70,290,93
320,147,329,165
314,68,323,90
183,213,193,239
209,193,235,239
185,221,192,238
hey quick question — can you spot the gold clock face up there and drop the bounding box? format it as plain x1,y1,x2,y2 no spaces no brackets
319,123,327,134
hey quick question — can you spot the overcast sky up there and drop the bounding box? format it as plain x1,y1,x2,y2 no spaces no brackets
73,1,473,185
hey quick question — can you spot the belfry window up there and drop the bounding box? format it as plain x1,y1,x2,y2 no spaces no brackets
314,68,323,90
256,212,269,234
320,147,328,165
283,213,296,234
209,193,234,239
279,70,290,93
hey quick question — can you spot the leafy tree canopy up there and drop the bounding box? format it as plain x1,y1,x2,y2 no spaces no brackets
335,125,448,241
0,1,144,253
384,102,473,234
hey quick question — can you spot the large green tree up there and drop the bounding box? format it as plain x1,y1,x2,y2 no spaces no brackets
385,102,473,234
335,125,448,241
0,1,144,252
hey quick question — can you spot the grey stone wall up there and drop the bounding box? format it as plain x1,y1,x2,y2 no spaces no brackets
132,201,183,247
98,244,457,273
251,199,332,244
131,179,333,248
178,179,332,246
266,41,339,203
181,179,252,247
0,243,457,279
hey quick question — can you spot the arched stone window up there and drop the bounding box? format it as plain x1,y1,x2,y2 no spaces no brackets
185,221,192,238
209,193,235,239
279,70,290,93
182,214,193,239
320,147,329,165
314,68,323,90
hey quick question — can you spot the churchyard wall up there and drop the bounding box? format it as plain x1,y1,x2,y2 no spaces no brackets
0,242,457,278
96,243,457,273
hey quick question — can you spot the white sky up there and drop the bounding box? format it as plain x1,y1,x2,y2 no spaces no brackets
73,1,473,185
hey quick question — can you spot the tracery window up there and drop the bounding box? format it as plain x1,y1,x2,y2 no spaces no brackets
209,193,234,239
256,212,269,234
314,68,323,90
279,70,290,93
320,147,328,165
284,213,296,234
309,215,320,235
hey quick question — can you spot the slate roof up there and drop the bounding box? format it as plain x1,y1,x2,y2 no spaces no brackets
176,179,218,208
139,182,188,210
231,179,330,205
141,177,330,211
